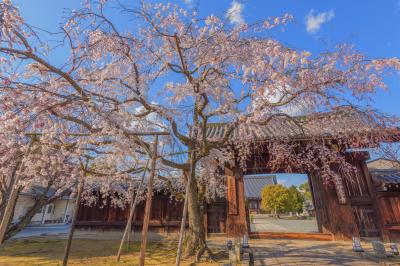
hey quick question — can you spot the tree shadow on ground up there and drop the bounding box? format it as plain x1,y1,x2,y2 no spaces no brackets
0,236,229,265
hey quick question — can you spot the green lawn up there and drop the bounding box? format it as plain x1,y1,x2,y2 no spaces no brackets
0,237,227,266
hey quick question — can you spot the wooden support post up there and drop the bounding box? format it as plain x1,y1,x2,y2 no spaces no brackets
0,161,22,244
226,165,248,238
62,173,85,266
117,190,135,261
138,136,158,266
116,160,149,261
0,184,19,244
175,152,194,266
127,211,138,250
203,203,208,238
0,139,37,244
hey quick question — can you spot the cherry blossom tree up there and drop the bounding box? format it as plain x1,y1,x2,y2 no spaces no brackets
0,0,158,245
65,1,400,259
1,134,79,241
0,112,84,242
1,0,400,262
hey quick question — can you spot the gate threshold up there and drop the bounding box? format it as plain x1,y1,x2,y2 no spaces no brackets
250,232,333,241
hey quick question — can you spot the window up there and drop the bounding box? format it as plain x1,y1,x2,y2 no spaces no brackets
47,204,54,214
249,201,258,209
36,207,43,214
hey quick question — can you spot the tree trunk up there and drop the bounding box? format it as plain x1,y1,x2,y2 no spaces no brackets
175,152,194,266
274,208,280,219
183,170,206,260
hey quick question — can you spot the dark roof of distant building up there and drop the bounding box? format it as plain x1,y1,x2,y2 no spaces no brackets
243,174,277,199
370,169,400,191
205,107,398,142
20,185,71,200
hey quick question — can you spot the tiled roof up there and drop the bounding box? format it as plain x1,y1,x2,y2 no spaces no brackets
243,174,277,199
370,169,400,191
205,107,387,142
21,185,71,200
370,169,400,185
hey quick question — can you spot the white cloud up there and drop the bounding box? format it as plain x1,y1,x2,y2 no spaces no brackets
226,1,245,26
255,84,313,116
183,0,193,7
305,9,335,34
277,179,287,184
130,104,166,132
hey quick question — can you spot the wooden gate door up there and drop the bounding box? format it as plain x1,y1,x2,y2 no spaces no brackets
341,164,380,238
207,204,227,233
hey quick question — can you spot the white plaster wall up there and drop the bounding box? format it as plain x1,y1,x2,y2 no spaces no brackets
51,199,73,222
12,195,35,223
12,195,74,224
64,199,74,223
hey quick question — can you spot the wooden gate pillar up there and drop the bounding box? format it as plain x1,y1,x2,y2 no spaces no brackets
225,165,248,238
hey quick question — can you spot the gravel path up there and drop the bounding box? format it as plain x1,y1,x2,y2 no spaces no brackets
11,224,70,239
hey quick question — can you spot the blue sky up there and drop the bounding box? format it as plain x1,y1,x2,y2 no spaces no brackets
276,173,307,188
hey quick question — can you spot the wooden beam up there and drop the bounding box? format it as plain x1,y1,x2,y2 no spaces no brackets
62,175,84,266
139,136,158,266
116,159,149,261
0,161,21,244
0,142,34,244
249,232,333,241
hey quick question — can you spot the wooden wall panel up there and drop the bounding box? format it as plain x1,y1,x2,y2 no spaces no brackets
76,193,185,230
378,196,400,225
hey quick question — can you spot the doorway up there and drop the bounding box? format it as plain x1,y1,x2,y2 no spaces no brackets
246,173,319,234
207,202,227,233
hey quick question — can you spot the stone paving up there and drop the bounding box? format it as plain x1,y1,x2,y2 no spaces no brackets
11,227,400,265
11,224,70,239
244,215,400,264
251,215,319,233
246,239,400,266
